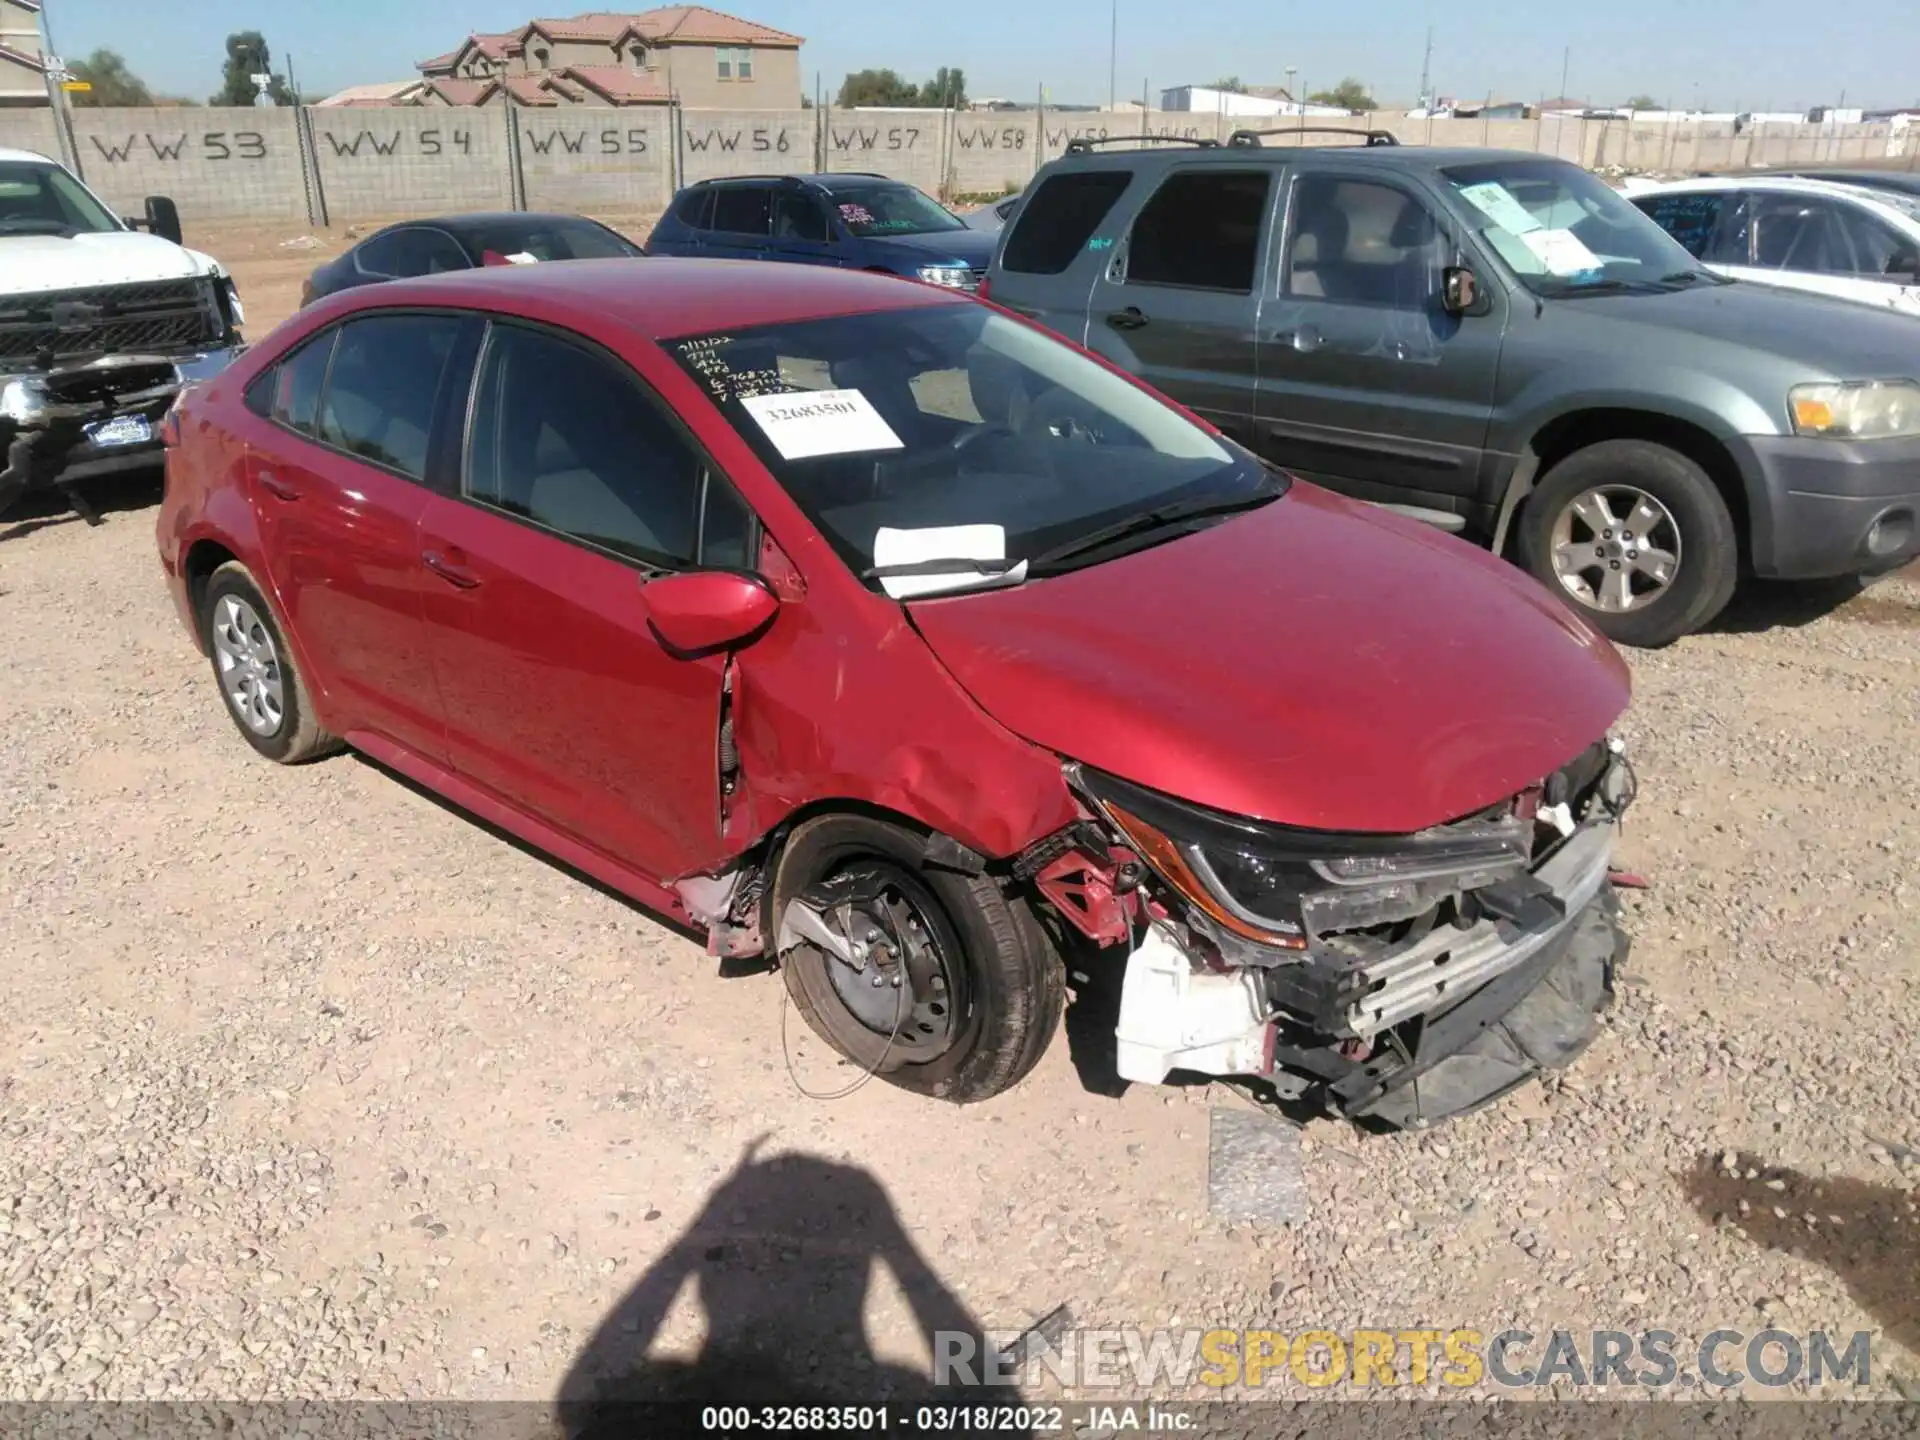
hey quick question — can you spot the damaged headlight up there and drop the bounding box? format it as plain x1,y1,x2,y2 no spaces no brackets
1081,769,1532,949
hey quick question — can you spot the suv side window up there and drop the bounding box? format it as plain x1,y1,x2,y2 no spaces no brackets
1002,170,1132,274
1282,176,1448,309
1124,170,1270,292
772,191,829,242
678,187,717,230
466,323,741,569
1747,194,1860,273
711,185,774,237
317,314,467,479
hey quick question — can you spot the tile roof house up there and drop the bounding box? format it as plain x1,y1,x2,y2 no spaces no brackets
315,79,429,107
414,6,802,108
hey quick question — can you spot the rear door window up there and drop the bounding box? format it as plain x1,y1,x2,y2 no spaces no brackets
316,314,467,479
1001,170,1133,274
270,331,336,436
711,185,774,237
1124,170,1272,292
677,188,716,230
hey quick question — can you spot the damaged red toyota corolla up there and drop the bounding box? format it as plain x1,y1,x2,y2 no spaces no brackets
157,259,1635,1127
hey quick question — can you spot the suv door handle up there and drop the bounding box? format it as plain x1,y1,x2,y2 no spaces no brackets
1105,307,1149,331
256,470,300,502
1273,326,1324,353
422,550,481,589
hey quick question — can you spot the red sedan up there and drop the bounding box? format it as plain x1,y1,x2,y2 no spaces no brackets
158,259,1635,1125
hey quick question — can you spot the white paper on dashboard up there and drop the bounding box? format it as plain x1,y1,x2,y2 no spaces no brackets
505,251,540,264
1458,181,1543,235
741,387,905,461
1519,228,1603,276
872,523,1023,599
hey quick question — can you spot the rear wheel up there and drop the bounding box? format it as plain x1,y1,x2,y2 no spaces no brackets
201,562,339,764
774,815,1063,1103
1518,439,1738,647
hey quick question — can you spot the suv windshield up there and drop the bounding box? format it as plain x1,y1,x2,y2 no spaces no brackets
0,160,121,236
668,304,1279,593
826,184,965,237
1441,158,1707,296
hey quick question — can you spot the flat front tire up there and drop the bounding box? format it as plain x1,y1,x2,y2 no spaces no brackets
1518,439,1738,647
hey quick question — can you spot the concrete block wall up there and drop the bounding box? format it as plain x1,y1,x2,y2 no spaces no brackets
307,106,512,221
6,104,1911,231
679,110,816,184
68,108,308,220
518,111,672,214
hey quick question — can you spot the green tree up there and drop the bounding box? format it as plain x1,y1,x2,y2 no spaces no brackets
1211,76,1247,93
835,68,919,107
1625,94,1661,111
211,31,294,106
1308,77,1375,111
67,48,154,107
917,66,967,108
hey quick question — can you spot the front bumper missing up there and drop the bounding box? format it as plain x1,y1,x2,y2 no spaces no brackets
0,348,243,521
1109,818,1628,1122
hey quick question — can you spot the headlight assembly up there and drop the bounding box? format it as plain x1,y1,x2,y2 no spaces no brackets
1789,380,1920,440
1084,770,1532,950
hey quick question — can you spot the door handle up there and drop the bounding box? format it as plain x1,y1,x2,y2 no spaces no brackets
422,550,481,589
1105,306,1150,331
1272,326,1324,353
256,470,300,501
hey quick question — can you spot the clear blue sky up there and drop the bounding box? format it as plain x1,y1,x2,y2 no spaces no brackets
40,0,1920,110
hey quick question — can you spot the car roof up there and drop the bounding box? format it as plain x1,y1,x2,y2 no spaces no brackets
318,256,968,340
686,173,911,191
0,147,58,166
1039,142,1566,175
369,212,613,236
1635,174,1920,211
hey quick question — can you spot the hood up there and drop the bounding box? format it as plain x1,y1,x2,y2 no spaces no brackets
906,484,1631,834
0,230,218,297
861,228,998,267
1552,279,1920,379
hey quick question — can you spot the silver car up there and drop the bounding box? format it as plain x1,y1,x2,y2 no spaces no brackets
962,191,1024,232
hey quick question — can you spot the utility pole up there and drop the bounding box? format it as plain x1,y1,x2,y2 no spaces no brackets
1559,46,1569,104
1108,0,1117,111
1418,26,1433,109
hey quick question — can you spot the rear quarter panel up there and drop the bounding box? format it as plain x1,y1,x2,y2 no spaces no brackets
157,372,269,652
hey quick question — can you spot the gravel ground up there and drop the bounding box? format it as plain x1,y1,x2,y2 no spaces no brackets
0,226,1916,1413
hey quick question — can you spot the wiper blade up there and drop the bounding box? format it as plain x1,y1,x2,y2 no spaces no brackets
861,557,1018,580
0,219,78,237
1027,484,1283,573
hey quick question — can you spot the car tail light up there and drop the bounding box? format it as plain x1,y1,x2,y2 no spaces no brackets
159,406,183,449
977,275,992,301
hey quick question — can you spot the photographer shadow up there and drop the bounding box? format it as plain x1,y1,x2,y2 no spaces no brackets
557,1140,1032,1438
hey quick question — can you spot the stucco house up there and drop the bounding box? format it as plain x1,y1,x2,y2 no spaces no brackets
0,0,46,108
415,6,802,108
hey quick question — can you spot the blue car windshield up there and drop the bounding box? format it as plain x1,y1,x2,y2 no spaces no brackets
828,184,965,237
1441,158,1706,296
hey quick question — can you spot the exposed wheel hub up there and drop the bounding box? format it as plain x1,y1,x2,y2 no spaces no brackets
778,863,959,1064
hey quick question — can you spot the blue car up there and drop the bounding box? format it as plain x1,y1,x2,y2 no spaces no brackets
644,174,995,290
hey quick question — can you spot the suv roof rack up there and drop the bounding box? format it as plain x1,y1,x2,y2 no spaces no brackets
1062,134,1221,154
1226,126,1401,148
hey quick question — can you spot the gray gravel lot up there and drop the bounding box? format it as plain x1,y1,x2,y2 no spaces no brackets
1,491,1916,1410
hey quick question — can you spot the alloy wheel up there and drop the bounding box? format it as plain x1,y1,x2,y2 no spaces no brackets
210,594,286,736
1549,485,1683,614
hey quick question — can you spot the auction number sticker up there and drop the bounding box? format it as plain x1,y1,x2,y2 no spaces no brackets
741,387,904,460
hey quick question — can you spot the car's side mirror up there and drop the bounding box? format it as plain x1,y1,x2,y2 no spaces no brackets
143,196,183,245
641,571,779,656
1442,264,1479,315
1887,247,1920,281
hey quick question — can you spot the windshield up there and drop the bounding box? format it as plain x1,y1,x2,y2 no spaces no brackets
668,305,1278,594
827,185,965,237
0,161,122,236
466,218,639,261
1440,159,1706,296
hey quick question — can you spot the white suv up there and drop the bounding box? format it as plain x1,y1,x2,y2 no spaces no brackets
1631,174,1920,319
0,148,245,524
